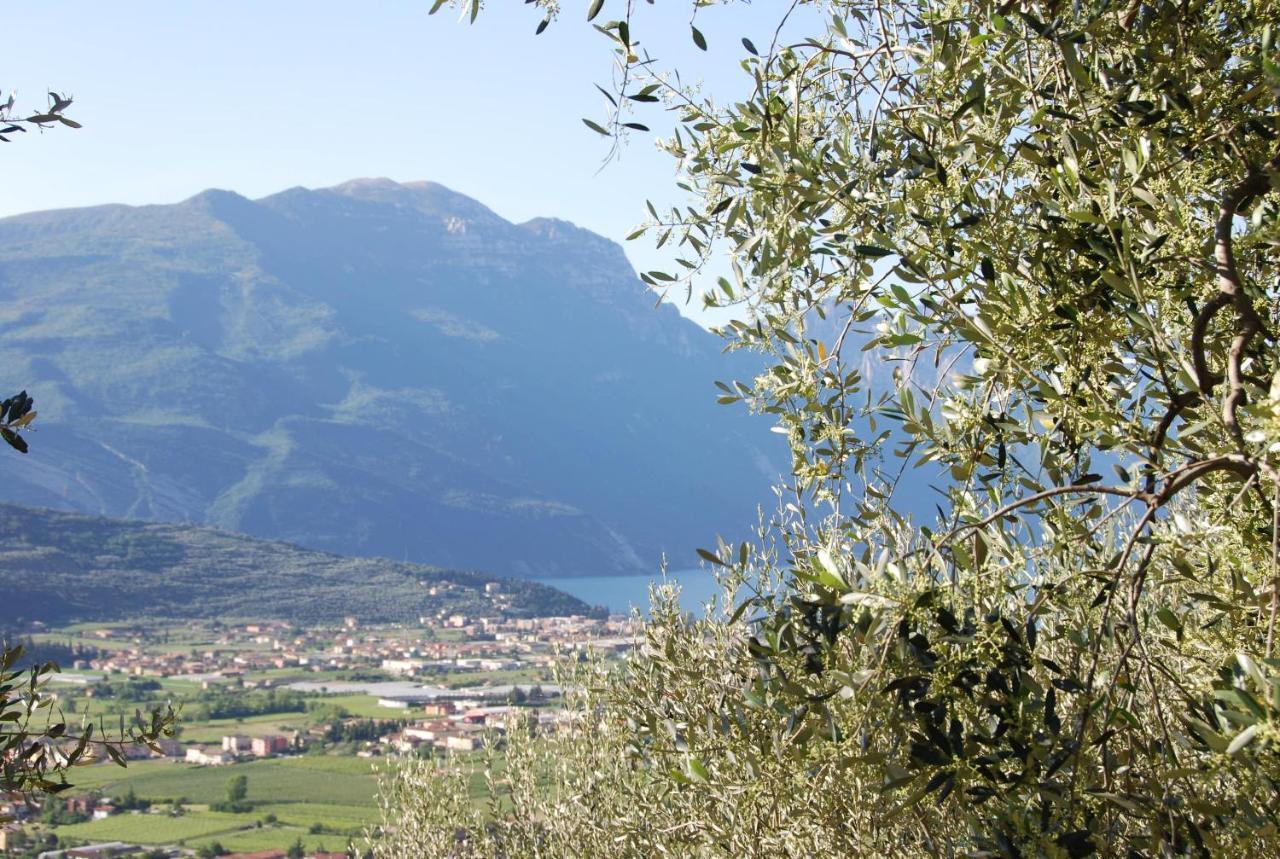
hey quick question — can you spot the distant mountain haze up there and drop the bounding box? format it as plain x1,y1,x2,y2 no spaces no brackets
0,179,782,577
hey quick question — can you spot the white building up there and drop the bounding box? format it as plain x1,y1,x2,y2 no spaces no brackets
221,735,252,754
380,658,425,676
185,746,234,766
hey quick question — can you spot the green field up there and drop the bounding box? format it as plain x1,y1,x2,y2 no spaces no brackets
188,824,353,855
52,755,386,852
54,810,251,843
307,692,417,719
66,755,383,805
177,712,311,744
54,811,362,855
255,801,374,830
47,726,516,854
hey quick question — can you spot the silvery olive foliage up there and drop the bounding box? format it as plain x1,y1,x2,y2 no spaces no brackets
387,0,1280,855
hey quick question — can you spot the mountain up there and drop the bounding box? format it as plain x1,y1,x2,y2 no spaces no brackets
0,179,780,577
0,503,594,626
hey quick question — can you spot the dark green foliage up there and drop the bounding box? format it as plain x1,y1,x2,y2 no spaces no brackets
325,719,401,744
89,678,163,703
116,785,151,811
1,633,101,668
209,774,252,814
39,802,88,826
187,688,307,722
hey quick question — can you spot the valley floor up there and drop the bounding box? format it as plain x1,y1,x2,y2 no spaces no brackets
7,612,632,857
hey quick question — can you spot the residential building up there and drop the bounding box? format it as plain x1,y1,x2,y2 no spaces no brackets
185,746,234,766
222,735,253,754
251,735,289,757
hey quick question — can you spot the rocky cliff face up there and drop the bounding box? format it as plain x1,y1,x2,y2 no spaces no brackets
0,179,780,577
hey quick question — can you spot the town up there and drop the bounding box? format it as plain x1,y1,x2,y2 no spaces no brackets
2,597,639,858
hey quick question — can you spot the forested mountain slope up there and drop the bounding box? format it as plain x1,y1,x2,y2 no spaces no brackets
0,503,593,625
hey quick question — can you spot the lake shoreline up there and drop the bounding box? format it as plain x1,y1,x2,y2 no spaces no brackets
534,568,724,615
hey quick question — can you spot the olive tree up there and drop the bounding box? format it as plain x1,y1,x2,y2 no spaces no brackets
384,0,1280,854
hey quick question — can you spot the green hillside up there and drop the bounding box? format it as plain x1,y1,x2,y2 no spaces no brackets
0,503,596,625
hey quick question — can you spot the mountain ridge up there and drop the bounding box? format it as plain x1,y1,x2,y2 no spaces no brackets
0,178,780,578
0,502,595,626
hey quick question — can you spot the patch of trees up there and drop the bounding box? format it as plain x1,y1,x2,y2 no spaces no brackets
0,635,101,668
188,688,307,721
209,774,253,813
326,718,402,744
89,678,163,702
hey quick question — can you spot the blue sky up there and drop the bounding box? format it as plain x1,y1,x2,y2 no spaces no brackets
2,2,795,326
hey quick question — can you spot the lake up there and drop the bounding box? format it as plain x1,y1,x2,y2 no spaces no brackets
536,568,727,615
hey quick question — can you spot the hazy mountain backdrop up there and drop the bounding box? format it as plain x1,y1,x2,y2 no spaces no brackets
0,179,781,577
